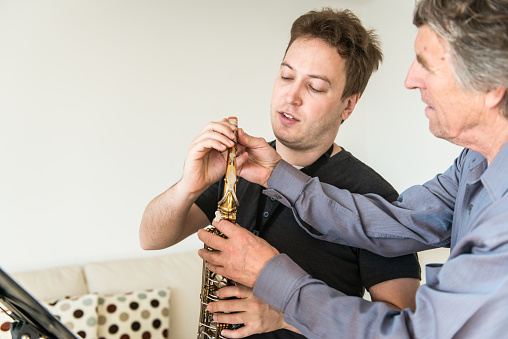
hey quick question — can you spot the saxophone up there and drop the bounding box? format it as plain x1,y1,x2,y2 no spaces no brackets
197,117,242,339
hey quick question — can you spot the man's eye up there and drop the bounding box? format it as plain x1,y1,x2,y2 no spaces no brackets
281,76,292,81
309,85,324,93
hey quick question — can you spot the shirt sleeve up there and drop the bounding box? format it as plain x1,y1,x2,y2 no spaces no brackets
358,250,421,289
262,157,461,256
194,179,221,222
254,233,508,339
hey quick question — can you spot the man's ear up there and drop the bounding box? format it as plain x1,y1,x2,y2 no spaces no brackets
485,86,506,110
340,93,360,122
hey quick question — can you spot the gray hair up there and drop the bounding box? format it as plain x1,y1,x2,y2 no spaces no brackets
414,0,508,117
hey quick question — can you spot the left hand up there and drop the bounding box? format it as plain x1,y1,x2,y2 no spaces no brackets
236,128,282,188
207,284,285,338
197,219,279,287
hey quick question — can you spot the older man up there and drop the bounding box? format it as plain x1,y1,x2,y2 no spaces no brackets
199,0,508,337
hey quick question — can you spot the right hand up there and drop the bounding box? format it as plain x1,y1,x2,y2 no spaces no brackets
198,219,280,288
207,284,286,338
236,128,282,187
180,119,237,195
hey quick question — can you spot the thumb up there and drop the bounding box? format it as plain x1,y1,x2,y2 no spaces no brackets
212,218,236,236
238,128,264,148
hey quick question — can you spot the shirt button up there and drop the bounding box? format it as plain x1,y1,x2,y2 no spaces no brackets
263,211,270,218
270,197,277,202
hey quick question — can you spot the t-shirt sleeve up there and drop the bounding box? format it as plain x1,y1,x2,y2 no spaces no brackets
358,250,421,290
194,179,222,223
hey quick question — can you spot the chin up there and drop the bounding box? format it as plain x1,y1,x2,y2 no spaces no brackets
275,136,300,149
428,124,451,142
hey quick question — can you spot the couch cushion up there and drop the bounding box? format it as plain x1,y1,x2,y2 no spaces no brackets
84,251,202,339
11,265,88,302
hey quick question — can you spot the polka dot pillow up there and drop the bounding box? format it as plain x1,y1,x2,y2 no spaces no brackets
0,294,98,339
97,287,171,339
0,307,13,339
44,294,99,339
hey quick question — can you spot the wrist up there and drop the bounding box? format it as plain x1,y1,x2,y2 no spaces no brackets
264,160,281,188
174,178,204,201
261,158,280,188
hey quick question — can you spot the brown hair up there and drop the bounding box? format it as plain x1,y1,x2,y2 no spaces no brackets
414,0,508,117
286,8,383,100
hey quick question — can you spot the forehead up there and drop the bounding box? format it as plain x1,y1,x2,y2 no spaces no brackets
414,25,449,69
283,37,346,82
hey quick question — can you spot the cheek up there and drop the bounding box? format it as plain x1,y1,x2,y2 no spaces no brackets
271,80,286,101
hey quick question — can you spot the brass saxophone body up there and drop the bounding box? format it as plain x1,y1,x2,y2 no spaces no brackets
197,117,241,339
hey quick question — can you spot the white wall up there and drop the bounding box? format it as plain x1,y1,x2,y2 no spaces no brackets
0,0,452,273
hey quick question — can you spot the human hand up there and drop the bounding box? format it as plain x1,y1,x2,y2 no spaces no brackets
180,118,237,195
206,284,285,338
197,219,279,287
236,128,281,187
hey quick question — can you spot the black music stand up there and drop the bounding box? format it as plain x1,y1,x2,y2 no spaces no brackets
0,267,79,339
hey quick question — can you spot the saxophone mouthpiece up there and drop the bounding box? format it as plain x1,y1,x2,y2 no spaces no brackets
228,117,238,127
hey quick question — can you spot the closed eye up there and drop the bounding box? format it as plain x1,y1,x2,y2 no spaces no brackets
309,85,324,93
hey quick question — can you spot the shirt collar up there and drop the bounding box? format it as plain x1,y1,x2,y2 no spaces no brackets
481,140,508,200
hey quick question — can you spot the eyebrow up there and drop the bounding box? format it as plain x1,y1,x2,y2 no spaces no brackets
281,62,332,86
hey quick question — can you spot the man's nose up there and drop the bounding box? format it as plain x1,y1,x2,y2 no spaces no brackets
285,82,303,105
404,59,425,90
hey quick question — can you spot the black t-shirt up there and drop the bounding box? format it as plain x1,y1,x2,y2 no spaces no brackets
195,146,421,339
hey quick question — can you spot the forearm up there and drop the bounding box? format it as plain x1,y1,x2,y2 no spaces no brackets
369,278,420,311
254,251,508,339
139,180,202,250
263,160,455,256
253,254,404,338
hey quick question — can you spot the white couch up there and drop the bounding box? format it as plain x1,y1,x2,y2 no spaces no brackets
1,251,203,339
0,248,449,339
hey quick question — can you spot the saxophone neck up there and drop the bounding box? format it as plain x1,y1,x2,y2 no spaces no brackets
215,117,239,223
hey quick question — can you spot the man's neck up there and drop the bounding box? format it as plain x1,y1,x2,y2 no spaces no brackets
454,114,508,165
275,140,340,167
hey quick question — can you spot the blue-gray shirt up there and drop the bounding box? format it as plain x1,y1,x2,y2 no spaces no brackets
254,141,508,338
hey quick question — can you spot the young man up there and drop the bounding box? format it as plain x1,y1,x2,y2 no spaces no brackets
140,8,421,338
198,0,508,338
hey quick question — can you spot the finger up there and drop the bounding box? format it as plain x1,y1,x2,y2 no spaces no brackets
217,284,252,299
190,130,235,152
190,138,229,156
197,247,222,267
201,120,237,139
238,128,268,148
197,249,229,278
207,297,247,314
220,325,255,339
236,128,254,147
213,218,242,238
204,262,236,281
212,311,246,327
197,228,227,251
